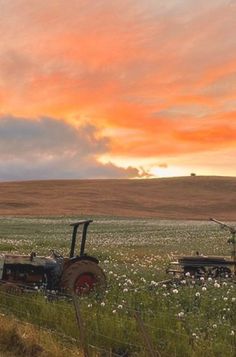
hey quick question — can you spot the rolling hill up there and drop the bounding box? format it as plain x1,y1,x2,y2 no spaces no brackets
0,176,235,220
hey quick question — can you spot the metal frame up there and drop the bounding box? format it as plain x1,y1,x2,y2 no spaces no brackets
69,220,93,258
210,218,236,275
167,218,236,278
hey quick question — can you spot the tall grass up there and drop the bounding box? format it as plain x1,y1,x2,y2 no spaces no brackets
0,313,82,356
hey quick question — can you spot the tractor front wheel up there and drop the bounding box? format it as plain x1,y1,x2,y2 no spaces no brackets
60,260,106,296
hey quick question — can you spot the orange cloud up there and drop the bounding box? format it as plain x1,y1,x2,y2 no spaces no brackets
0,1,235,177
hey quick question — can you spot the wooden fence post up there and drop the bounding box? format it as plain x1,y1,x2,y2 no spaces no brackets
134,310,160,357
72,294,90,357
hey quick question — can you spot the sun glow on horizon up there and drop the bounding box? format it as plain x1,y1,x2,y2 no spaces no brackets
98,155,190,178
149,166,189,178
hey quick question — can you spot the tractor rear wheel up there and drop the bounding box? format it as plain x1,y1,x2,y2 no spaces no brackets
61,260,106,296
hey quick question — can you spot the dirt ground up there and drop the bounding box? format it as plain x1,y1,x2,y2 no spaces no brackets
0,176,235,220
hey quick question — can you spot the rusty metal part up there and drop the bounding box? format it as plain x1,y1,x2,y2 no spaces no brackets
0,220,106,296
167,218,236,279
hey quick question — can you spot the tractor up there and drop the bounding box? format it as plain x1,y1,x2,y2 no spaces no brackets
0,220,106,295
167,218,236,278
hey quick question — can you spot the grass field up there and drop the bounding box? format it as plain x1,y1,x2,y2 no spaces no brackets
0,216,235,356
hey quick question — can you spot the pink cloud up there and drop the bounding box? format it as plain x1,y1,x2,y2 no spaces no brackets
0,0,235,176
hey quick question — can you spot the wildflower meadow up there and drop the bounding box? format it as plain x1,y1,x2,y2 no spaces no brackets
0,217,235,356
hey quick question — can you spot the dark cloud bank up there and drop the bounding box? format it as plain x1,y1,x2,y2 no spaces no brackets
0,116,141,181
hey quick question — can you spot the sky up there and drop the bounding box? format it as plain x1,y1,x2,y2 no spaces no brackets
0,0,236,180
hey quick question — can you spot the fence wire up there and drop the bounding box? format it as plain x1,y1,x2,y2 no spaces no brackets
0,284,235,357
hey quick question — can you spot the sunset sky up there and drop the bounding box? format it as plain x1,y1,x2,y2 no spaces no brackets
0,0,236,180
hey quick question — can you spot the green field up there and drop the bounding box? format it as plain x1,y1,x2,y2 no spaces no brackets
0,217,235,356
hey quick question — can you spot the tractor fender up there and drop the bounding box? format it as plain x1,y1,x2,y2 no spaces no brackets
60,255,99,274
69,255,99,264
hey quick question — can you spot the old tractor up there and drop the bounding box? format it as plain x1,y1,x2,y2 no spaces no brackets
0,220,106,295
167,218,236,278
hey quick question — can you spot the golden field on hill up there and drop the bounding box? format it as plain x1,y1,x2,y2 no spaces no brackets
0,176,235,220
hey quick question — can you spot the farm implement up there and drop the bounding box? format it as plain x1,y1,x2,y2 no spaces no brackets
167,218,236,279
0,220,106,295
